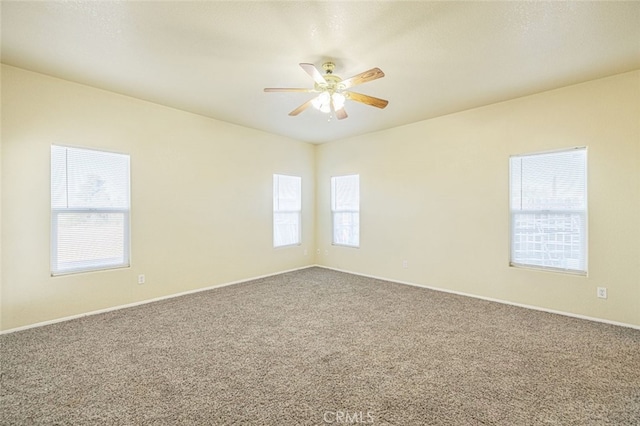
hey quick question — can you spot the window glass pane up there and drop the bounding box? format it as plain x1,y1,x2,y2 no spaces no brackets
52,145,130,209
274,174,302,211
333,212,360,247
511,150,586,211
511,212,585,271
66,148,130,209
274,212,300,247
273,174,301,247
51,146,68,209
509,148,586,273
331,175,360,211
331,174,360,247
51,145,130,275
54,212,128,273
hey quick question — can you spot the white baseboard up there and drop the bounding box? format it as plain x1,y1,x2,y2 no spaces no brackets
317,265,640,331
4,264,637,334
0,265,316,335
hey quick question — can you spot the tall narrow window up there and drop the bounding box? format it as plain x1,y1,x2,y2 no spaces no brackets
51,145,130,275
331,174,360,247
273,174,302,247
509,148,587,273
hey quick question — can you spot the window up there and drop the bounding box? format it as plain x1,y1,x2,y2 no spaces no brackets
51,145,130,275
273,174,301,247
331,174,360,247
509,148,587,273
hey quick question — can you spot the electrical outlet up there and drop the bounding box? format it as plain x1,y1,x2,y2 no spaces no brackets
597,287,607,299
402,260,408,268
138,274,145,285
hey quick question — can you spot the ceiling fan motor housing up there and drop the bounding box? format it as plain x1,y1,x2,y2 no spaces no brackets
315,74,345,94
322,62,336,74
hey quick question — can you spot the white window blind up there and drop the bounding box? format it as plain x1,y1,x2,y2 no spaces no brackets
509,148,587,273
273,174,302,247
331,174,360,247
51,145,130,275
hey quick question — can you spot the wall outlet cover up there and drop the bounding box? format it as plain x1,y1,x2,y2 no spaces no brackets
597,287,607,299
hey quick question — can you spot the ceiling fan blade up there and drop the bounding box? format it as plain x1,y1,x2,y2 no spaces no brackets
346,91,389,109
289,97,317,116
340,68,385,89
300,63,327,85
264,88,316,93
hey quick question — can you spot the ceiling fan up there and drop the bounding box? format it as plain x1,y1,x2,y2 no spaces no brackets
264,62,388,120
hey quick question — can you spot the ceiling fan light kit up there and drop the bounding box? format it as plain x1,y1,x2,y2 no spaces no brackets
264,61,388,120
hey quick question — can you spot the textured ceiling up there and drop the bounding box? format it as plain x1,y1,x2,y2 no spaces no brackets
2,1,639,144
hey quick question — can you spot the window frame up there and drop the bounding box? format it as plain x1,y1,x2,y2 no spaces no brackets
331,174,360,248
509,147,587,275
50,145,131,276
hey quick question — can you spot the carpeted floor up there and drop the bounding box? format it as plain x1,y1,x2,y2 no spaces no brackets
1,267,639,425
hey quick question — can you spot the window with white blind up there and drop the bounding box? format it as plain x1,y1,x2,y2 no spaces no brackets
331,174,360,247
509,148,587,274
273,174,302,247
51,145,130,275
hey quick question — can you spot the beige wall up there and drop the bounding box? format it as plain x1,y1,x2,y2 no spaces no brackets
1,65,316,330
2,65,638,331
316,71,640,327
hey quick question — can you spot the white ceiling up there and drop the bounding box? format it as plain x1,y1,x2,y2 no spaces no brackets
2,1,639,144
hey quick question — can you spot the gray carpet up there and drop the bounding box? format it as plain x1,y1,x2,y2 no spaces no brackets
1,267,639,425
